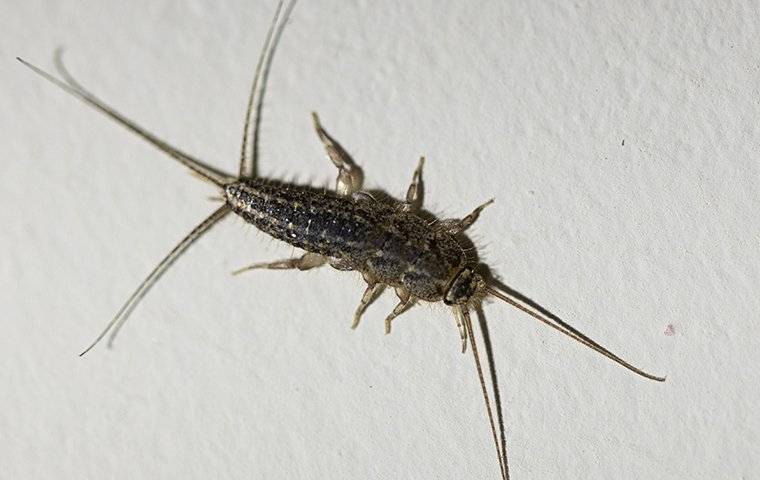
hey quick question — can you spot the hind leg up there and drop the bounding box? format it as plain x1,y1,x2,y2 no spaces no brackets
232,252,326,275
311,112,363,196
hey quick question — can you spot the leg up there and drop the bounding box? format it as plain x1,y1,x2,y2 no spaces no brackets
311,112,363,196
352,274,385,329
437,199,494,235
384,288,415,334
232,252,326,275
401,156,425,212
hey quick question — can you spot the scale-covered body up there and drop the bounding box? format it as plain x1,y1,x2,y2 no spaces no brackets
225,180,467,302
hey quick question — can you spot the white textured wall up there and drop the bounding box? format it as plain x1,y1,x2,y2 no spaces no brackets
2,1,758,478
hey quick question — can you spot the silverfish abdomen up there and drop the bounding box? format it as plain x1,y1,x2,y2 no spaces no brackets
224,180,466,301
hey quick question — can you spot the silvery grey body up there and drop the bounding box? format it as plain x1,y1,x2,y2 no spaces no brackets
225,179,467,302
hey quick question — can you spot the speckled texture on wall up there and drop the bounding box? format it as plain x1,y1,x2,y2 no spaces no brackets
1,1,758,478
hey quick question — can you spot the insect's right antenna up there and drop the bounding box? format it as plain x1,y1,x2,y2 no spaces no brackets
459,306,509,480
79,205,230,356
485,286,666,382
16,55,232,187
239,0,297,179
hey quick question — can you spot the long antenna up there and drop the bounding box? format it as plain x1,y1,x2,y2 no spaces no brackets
16,54,232,187
485,286,665,382
460,307,509,480
79,205,230,356
238,0,296,178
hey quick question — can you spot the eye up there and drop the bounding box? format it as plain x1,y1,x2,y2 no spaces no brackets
444,269,475,305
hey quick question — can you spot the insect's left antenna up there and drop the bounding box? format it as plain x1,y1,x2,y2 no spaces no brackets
16,54,232,186
485,286,666,382
78,205,230,356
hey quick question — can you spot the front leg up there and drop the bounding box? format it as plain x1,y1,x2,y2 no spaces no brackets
311,112,363,196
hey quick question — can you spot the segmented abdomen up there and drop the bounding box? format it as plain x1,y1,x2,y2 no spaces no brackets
224,180,466,301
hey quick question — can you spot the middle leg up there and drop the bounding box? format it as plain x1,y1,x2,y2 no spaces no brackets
352,273,385,329
384,288,415,335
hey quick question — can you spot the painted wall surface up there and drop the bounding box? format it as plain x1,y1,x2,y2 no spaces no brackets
2,1,757,478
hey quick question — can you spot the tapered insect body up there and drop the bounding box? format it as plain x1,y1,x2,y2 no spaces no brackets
225,178,470,303
19,2,665,478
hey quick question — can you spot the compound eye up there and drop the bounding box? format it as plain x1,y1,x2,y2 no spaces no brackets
444,269,475,305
